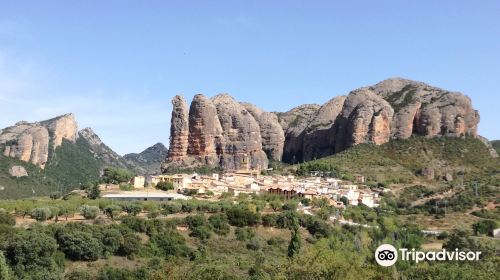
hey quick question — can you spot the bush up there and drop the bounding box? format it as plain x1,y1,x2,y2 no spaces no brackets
65,269,91,280
80,205,99,220
57,231,101,261
267,237,286,246
0,211,15,226
119,233,141,257
246,238,261,251
155,181,174,191
31,207,52,221
185,215,207,230
101,167,134,184
103,205,122,220
162,202,182,215
151,230,190,257
235,227,255,241
190,225,212,240
119,183,134,191
208,214,230,236
472,220,498,236
262,214,278,227
226,206,261,227
122,203,143,216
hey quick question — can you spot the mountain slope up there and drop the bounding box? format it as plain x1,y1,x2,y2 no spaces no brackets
295,136,499,185
492,140,500,154
124,143,168,174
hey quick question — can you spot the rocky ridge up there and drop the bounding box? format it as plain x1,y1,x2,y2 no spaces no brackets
0,113,78,169
164,78,486,169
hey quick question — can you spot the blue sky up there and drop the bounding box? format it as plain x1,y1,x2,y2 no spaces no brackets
0,0,499,154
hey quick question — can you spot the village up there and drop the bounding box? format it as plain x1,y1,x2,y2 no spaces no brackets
100,168,387,210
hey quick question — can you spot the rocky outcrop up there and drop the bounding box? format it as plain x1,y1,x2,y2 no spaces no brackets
187,94,224,166
213,94,268,170
0,114,78,168
167,96,190,162
163,94,270,171
9,166,28,178
334,88,394,153
124,143,168,174
369,78,479,139
302,96,346,161
278,104,321,163
242,102,285,161
163,78,484,168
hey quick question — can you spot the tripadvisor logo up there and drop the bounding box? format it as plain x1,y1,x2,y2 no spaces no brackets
375,244,482,267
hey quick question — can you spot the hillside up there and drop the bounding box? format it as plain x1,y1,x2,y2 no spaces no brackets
492,140,500,154
124,143,168,174
295,136,499,186
0,136,104,199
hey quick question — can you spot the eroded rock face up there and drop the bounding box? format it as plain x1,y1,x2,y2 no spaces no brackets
187,94,224,166
334,89,394,153
9,165,28,178
278,104,321,163
369,78,479,139
167,95,190,162
0,114,78,168
212,94,268,170
163,78,483,168
302,96,346,161
242,102,285,161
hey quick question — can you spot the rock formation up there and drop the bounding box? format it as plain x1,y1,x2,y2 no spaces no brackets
212,94,268,170
0,113,78,168
166,96,190,163
163,78,485,169
278,104,321,163
8,166,28,178
242,102,285,162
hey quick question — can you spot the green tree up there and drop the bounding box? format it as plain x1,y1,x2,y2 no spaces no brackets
30,207,52,222
79,205,99,220
101,167,134,184
287,228,301,258
104,205,122,220
122,203,142,216
87,184,101,200
119,233,142,257
472,220,497,236
57,231,101,261
155,181,175,191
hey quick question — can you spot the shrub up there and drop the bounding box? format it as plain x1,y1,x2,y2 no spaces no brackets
0,211,15,226
101,167,134,184
79,205,99,220
162,202,182,214
185,215,207,230
119,233,141,257
235,227,255,241
103,205,122,220
57,231,101,261
122,203,143,216
262,214,278,227
151,230,190,257
189,225,212,240
208,214,230,236
155,181,174,191
472,220,498,236
246,238,261,251
31,207,52,221
226,206,261,227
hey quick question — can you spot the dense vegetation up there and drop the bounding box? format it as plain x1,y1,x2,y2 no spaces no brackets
0,194,498,279
0,138,104,199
